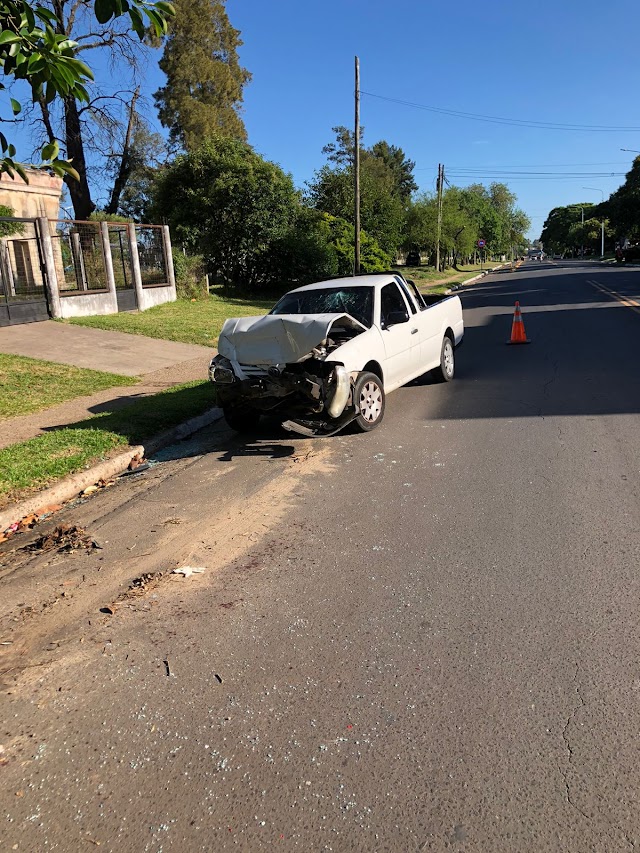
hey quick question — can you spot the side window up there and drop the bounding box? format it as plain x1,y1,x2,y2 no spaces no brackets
380,283,410,326
395,277,417,314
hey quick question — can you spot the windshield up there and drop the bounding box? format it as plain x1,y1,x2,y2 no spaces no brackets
271,286,374,328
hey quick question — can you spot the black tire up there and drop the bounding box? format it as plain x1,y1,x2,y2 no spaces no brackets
431,335,455,383
353,371,385,432
223,405,260,434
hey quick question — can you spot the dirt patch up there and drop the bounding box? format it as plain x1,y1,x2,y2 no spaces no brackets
0,439,334,691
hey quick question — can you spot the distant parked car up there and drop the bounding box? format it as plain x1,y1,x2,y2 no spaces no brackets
623,245,640,262
405,250,421,266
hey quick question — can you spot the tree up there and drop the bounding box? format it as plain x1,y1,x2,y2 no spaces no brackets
605,156,640,241
150,137,301,289
308,127,407,258
104,84,140,215
154,0,251,150
105,117,167,219
370,140,417,202
441,187,476,265
321,125,361,167
457,183,529,256
404,193,437,258
540,204,593,255
0,0,174,192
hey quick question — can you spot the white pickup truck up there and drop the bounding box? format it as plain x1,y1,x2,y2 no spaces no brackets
209,272,464,436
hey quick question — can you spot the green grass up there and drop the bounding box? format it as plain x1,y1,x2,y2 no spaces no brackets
0,380,215,506
396,263,492,295
67,290,274,347
0,353,138,421
397,262,489,283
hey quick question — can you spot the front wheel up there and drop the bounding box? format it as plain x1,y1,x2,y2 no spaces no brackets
223,405,260,434
353,372,385,432
431,335,455,382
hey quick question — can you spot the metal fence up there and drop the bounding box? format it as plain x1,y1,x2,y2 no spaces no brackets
0,219,46,299
107,224,133,289
136,225,168,286
53,220,108,292
0,215,174,324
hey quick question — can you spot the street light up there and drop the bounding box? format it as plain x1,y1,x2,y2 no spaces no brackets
582,186,605,258
620,148,640,154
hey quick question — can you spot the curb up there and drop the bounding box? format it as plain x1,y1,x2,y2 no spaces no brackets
0,406,224,532
446,271,489,294
461,272,487,285
446,263,514,294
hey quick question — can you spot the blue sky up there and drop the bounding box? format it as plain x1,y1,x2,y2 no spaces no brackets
223,0,640,240
11,0,640,240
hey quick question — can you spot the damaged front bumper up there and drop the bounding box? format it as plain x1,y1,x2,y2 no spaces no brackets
209,355,354,434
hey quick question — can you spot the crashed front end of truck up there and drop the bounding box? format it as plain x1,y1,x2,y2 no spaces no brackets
209,313,366,436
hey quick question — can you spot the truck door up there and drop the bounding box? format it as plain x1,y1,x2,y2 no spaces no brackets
379,282,417,387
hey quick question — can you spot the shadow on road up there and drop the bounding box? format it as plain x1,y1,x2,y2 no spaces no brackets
150,416,306,465
436,265,640,420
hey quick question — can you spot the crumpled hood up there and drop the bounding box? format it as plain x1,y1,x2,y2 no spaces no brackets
218,313,366,366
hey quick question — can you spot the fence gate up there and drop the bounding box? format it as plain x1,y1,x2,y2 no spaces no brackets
0,218,51,326
109,224,138,311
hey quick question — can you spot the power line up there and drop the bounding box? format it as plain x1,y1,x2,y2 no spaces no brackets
446,171,625,178
446,174,625,181
416,161,628,170
361,90,640,132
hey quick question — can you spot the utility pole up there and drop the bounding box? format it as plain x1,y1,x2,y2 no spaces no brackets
354,56,360,275
436,164,443,272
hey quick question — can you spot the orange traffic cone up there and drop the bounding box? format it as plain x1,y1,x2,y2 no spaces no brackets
507,301,530,344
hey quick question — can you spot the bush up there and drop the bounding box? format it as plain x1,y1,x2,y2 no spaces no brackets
268,213,339,289
173,253,208,299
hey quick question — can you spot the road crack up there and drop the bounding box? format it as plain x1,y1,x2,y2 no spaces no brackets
561,662,589,820
560,664,636,848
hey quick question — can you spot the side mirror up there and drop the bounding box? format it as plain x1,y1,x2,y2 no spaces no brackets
386,310,410,327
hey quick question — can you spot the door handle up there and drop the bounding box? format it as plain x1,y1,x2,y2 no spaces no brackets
411,328,418,334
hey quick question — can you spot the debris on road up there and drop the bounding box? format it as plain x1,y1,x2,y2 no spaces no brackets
172,566,207,578
129,571,162,591
120,455,151,477
0,504,67,543
28,524,101,554
128,452,145,470
219,598,244,609
81,478,114,496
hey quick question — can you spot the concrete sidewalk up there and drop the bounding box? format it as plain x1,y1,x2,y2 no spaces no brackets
0,321,215,449
0,320,211,376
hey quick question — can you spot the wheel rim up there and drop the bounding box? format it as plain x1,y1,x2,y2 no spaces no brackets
359,380,383,422
443,340,454,377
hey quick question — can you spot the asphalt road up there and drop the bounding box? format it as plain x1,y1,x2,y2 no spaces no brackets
2,260,640,852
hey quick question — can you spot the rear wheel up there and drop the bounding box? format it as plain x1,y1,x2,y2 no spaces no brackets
431,335,455,382
353,372,385,432
223,405,260,434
